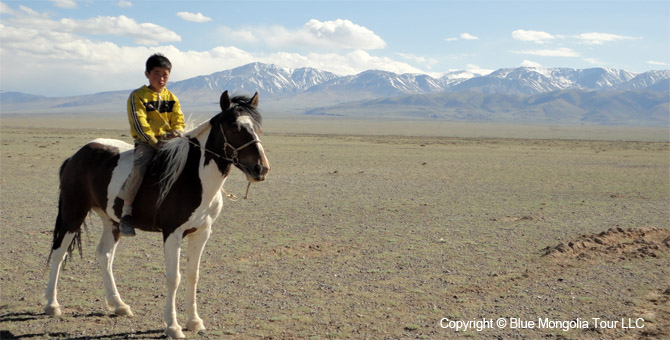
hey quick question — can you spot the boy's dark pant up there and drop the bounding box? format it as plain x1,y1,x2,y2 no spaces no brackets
118,140,156,204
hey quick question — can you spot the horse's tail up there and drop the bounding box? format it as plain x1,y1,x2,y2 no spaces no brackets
47,157,84,267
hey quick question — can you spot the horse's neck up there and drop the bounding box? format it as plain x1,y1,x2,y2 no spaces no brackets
193,125,229,198
186,120,211,139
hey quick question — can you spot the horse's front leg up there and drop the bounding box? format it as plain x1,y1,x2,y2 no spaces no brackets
164,231,185,339
44,232,76,317
185,225,211,332
96,217,132,316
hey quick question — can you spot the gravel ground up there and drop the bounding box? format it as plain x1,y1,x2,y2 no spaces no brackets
1,125,668,339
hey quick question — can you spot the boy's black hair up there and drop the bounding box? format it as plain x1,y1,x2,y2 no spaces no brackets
145,53,172,73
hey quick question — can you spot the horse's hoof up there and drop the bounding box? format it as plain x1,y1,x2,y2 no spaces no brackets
165,325,185,339
114,305,133,317
186,318,206,332
44,304,62,317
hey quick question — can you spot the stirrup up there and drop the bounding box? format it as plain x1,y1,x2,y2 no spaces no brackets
119,215,136,237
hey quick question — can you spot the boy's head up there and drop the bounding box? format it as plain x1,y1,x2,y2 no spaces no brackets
145,53,172,92
146,53,171,73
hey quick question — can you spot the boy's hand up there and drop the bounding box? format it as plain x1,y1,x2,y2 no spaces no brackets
167,130,182,139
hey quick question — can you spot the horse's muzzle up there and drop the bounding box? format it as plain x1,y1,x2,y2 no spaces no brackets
246,162,270,182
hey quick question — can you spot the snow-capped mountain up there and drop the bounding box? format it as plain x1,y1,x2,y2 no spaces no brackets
167,63,486,104
450,67,638,94
169,62,339,102
614,70,670,91
169,63,485,103
307,69,487,98
2,63,668,126
307,70,441,97
6,63,664,107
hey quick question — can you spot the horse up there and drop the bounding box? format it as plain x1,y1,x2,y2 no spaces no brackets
44,90,270,339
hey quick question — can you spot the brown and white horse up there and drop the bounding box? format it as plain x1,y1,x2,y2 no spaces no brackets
44,91,270,339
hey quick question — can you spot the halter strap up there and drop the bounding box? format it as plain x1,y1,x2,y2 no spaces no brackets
184,123,261,165
219,124,261,165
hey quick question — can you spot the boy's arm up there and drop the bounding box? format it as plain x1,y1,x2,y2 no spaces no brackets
169,94,186,133
127,91,159,147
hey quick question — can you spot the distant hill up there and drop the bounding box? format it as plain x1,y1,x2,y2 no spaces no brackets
0,90,128,114
306,90,669,126
2,63,668,126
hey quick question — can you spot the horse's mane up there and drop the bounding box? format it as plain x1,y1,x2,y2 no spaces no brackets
153,98,262,208
154,137,190,208
152,118,209,208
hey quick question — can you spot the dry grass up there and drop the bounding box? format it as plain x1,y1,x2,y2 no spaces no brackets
1,121,668,339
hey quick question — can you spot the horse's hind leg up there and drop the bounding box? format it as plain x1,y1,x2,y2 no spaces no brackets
96,215,133,316
44,232,76,317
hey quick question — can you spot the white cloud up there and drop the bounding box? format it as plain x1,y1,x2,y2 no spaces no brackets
395,52,438,68
582,57,605,65
218,26,258,42
302,19,386,49
341,49,423,74
574,32,636,45
176,11,211,23
50,0,77,9
521,60,542,68
513,30,635,45
0,7,422,96
445,33,479,42
4,6,180,45
85,16,177,44
255,49,422,76
1,36,423,95
463,64,494,75
61,16,181,45
513,47,580,57
647,60,668,66
1,20,419,96
220,19,386,50
460,32,479,40
0,2,15,14
512,29,555,43
18,5,41,16
117,1,132,8
0,26,254,96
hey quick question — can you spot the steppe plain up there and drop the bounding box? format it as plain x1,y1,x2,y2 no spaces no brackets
1,116,669,339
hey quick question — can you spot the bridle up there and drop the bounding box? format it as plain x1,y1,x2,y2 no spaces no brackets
216,124,261,165
186,124,261,165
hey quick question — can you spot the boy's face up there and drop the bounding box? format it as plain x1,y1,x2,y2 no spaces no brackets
145,67,170,92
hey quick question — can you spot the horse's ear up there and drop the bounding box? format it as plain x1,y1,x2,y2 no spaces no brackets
220,91,231,111
249,92,259,108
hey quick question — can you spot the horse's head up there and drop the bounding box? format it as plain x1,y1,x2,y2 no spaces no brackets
209,90,270,182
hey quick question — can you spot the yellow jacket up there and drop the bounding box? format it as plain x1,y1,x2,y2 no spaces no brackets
127,85,185,147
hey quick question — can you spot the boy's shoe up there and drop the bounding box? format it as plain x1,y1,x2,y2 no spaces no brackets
119,215,136,237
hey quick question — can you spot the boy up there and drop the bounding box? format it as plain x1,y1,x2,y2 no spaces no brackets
118,53,185,236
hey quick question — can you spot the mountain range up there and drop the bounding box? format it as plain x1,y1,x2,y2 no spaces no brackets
306,89,669,126
1,62,668,126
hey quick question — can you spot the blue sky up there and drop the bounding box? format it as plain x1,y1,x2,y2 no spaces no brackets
1,0,668,96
